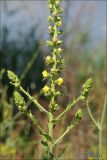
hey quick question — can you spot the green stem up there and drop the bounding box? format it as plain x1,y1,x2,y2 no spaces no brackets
99,128,102,160
87,99,99,128
87,96,107,160
20,86,49,115
56,96,81,120
53,121,78,148
48,110,54,152
27,112,45,134
47,1,59,153
100,95,107,128
98,95,106,159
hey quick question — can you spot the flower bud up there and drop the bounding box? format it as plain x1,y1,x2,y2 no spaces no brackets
57,16,61,21
58,48,63,54
52,36,58,43
75,109,83,122
52,11,57,16
48,26,53,33
45,56,53,64
81,78,93,100
56,21,62,27
56,40,63,45
14,91,26,112
56,0,60,5
80,96,86,101
54,104,60,110
51,68,58,75
48,16,53,22
82,78,93,90
7,70,20,87
53,49,57,54
58,8,63,14
48,4,53,9
55,91,61,96
46,40,53,46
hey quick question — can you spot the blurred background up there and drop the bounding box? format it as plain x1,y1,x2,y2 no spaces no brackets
0,0,106,159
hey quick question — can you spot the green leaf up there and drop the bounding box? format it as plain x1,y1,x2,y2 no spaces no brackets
41,140,48,148
42,133,52,142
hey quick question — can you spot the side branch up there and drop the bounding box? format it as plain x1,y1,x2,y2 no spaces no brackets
20,86,50,115
87,99,99,129
56,96,81,120
7,70,49,115
53,121,78,148
27,111,45,134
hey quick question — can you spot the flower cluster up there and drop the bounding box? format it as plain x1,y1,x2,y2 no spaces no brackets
14,91,26,112
80,78,93,100
42,0,64,106
7,70,20,87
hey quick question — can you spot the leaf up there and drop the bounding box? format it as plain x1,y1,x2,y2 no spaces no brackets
51,119,58,124
42,133,52,142
41,140,48,148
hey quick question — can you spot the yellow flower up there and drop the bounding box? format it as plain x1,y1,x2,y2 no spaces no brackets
43,86,50,93
56,77,64,86
42,70,48,78
45,56,52,64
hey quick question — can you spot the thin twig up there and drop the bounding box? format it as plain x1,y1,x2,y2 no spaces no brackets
87,99,99,129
